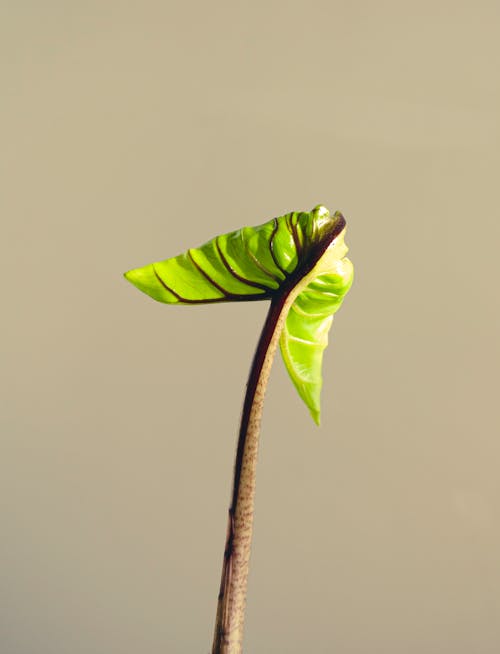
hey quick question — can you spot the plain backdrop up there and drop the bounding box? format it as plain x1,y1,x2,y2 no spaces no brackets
1,2,499,653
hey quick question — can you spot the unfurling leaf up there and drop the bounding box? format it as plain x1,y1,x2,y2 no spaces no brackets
124,205,353,423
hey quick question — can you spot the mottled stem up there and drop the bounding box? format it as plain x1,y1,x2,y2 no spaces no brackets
211,291,297,654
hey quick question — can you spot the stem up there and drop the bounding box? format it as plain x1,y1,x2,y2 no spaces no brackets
211,292,296,654
210,215,347,653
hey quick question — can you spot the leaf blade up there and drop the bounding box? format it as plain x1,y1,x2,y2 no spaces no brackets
279,257,354,424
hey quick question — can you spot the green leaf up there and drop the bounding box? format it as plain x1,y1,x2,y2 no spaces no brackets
280,258,353,424
124,205,353,423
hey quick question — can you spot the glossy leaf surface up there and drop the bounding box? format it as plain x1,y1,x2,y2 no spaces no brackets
125,205,353,423
280,257,353,424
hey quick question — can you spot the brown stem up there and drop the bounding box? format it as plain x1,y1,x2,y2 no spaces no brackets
211,292,296,654
210,214,347,653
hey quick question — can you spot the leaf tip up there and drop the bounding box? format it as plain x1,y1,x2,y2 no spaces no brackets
123,265,161,300
123,267,145,292
310,408,321,426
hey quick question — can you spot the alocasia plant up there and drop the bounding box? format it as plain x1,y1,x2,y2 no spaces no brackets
125,205,353,654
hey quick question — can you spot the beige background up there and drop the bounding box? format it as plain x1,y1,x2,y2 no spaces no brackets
2,1,499,653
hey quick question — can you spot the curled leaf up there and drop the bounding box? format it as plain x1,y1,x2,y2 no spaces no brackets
125,205,353,422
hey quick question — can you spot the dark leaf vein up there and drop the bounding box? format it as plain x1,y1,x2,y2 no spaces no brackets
215,237,270,292
187,250,232,297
